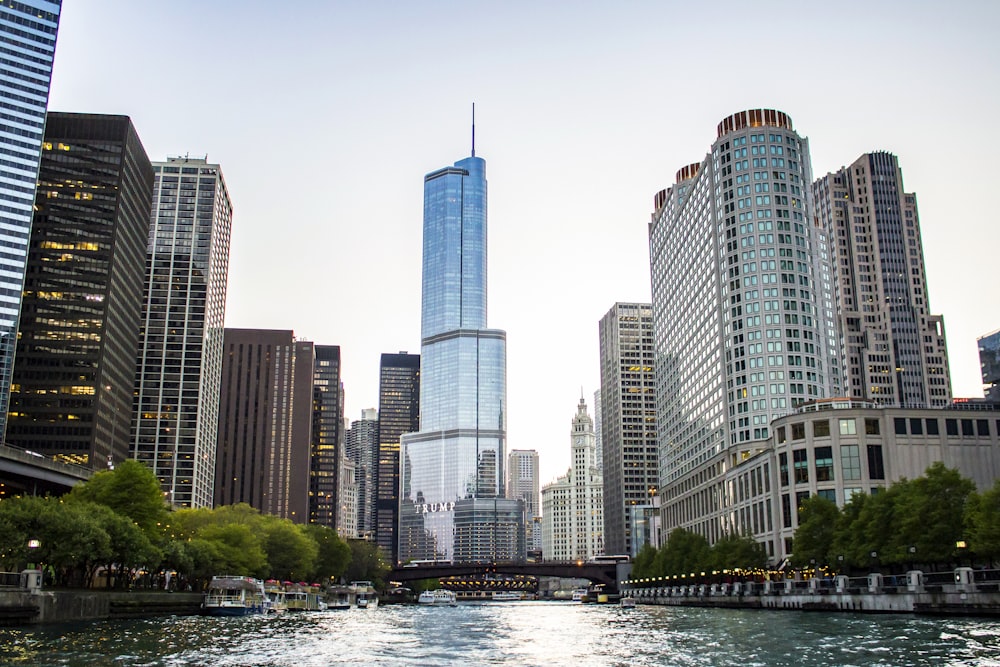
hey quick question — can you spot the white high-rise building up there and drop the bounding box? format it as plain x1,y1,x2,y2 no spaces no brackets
0,1,61,440
132,156,232,509
542,397,603,561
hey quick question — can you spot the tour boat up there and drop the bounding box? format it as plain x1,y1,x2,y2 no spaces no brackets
286,582,327,611
203,576,267,616
351,581,379,609
418,589,458,606
620,596,637,609
491,591,523,602
264,579,287,614
571,588,589,602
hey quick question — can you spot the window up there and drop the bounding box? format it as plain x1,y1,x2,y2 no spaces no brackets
926,419,939,436
867,445,885,479
977,419,990,437
791,422,805,440
841,444,861,481
844,487,863,504
865,419,880,435
793,449,809,484
815,446,834,482
962,420,974,437
777,426,786,443
817,489,836,503
796,491,810,513
782,494,792,528
779,452,788,486
910,418,923,435
840,418,857,435
813,419,830,437
894,418,907,435
946,419,958,436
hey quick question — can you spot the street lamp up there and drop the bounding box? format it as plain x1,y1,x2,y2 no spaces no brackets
870,550,879,572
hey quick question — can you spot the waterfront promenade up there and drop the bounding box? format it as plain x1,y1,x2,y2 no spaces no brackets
622,566,1000,616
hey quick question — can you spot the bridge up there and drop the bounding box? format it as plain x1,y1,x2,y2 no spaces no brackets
388,561,629,593
0,445,91,498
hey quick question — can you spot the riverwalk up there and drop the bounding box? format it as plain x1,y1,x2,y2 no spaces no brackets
622,567,1000,616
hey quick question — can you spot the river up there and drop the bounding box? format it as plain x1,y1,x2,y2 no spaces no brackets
2,600,1000,666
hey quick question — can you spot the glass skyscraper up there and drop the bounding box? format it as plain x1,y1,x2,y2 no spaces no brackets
399,153,522,563
0,0,61,441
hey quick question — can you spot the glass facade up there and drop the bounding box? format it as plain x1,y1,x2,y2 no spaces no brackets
132,157,232,509
0,0,61,440
979,329,1000,402
310,345,343,531
8,113,152,469
400,154,515,563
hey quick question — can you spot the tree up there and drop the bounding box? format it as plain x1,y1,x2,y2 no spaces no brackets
197,523,267,578
66,459,168,540
260,517,318,581
631,543,658,579
791,495,840,568
342,539,389,588
893,463,974,566
301,523,350,581
710,533,768,572
966,479,1000,565
654,528,711,577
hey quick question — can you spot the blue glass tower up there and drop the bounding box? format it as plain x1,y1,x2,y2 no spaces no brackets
399,151,523,564
0,0,61,441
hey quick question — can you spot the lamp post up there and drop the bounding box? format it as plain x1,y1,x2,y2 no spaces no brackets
908,545,916,571
956,540,967,568
27,538,39,570
870,550,879,573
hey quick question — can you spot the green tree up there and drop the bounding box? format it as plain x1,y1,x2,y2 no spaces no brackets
893,463,974,566
830,492,868,569
301,523,350,581
655,528,711,577
260,517,318,581
710,533,768,572
89,504,161,589
791,495,840,568
66,459,168,539
966,479,1000,565
631,542,658,579
197,522,267,577
342,539,390,588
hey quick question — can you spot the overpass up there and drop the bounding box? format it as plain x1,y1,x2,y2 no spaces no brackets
388,561,629,593
0,445,91,498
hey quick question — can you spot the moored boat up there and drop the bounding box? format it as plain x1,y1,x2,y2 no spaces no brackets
203,576,267,616
351,581,379,609
571,588,589,602
264,579,287,614
286,582,326,611
491,591,523,602
620,596,637,608
418,589,457,606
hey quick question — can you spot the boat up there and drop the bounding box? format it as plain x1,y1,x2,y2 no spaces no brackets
203,576,267,616
620,596,637,608
491,591,523,602
326,585,352,610
264,579,287,614
418,589,457,606
571,588,589,602
351,581,379,609
286,582,327,611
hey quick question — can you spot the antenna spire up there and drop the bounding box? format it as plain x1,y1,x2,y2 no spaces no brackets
471,103,476,157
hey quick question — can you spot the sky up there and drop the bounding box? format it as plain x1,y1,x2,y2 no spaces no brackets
47,1,1000,485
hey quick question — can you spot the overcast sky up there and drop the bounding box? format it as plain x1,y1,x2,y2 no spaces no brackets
47,1,1000,484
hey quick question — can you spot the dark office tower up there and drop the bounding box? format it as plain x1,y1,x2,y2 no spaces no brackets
598,303,657,556
310,345,344,531
133,156,233,509
813,152,951,407
0,1,61,441
215,330,313,522
979,330,1000,403
7,113,152,468
375,352,419,563
346,408,378,539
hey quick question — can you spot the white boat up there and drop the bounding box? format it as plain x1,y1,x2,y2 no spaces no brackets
571,588,589,602
620,596,636,608
263,580,287,614
418,589,457,606
491,591,523,602
286,582,326,611
203,576,267,616
351,581,379,609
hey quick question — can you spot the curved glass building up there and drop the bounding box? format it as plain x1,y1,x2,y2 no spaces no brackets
399,154,522,564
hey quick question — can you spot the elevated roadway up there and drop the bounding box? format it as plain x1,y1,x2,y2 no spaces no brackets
0,445,91,497
389,561,629,592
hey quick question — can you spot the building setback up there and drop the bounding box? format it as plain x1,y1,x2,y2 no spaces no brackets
813,152,951,407
215,329,313,522
0,1,61,440
8,113,152,469
599,302,657,556
131,156,232,509
375,352,419,564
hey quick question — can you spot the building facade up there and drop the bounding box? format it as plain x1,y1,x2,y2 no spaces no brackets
215,329,313,521
507,448,540,551
132,156,233,509
598,302,657,556
399,151,522,563
310,345,344,532
7,113,152,469
648,110,834,552
0,0,61,440
375,352,419,563
541,397,604,561
813,152,951,407
980,329,1000,403
346,408,378,539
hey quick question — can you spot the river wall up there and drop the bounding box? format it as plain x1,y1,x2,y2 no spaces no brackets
622,568,1000,616
0,589,203,625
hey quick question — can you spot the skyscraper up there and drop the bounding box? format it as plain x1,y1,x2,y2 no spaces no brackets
813,152,951,407
375,351,419,564
598,303,657,556
541,397,603,561
0,0,61,440
648,109,832,545
132,156,233,509
346,408,378,539
506,448,539,551
310,345,345,532
979,329,1000,403
399,147,522,563
8,113,152,469
215,329,313,522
